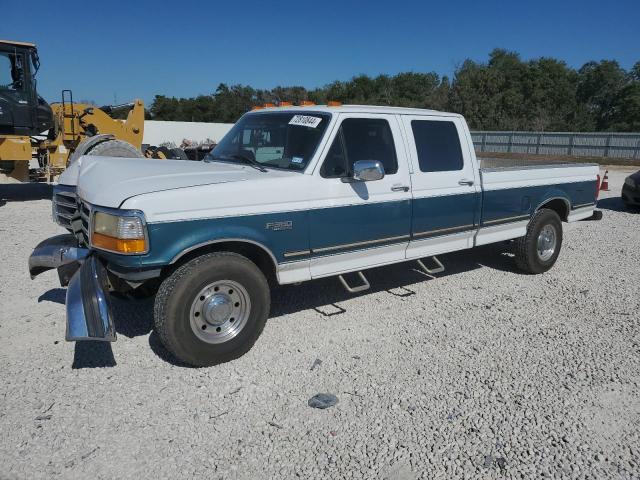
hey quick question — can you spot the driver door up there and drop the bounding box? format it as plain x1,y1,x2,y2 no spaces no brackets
308,113,412,278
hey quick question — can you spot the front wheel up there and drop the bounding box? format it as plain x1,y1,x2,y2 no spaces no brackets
154,252,270,366
514,209,563,274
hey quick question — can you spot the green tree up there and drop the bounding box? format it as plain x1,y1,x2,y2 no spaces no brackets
449,58,501,129
606,61,640,131
523,58,579,131
147,52,640,132
576,60,628,130
210,84,257,123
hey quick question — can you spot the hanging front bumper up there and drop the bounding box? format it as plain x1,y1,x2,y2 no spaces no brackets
28,234,115,342
65,255,116,342
28,234,89,285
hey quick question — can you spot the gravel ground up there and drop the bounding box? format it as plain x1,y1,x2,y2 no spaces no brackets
0,168,639,479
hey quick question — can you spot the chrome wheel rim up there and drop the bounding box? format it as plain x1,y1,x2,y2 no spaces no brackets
190,280,251,344
537,224,557,261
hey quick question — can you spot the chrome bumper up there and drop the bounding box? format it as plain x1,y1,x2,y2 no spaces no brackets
28,234,89,285
28,234,115,342
65,255,116,342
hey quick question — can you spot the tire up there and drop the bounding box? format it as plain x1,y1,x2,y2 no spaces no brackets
87,139,144,158
154,252,270,367
590,210,603,221
514,209,563,274
152,146,177,159
169,148,189,160
0,160,15,174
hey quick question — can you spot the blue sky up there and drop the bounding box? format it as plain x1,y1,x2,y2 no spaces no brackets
4,0,639,106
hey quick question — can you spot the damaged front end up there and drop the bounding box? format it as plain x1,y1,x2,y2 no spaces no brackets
28,234,115,342
28,234,88,285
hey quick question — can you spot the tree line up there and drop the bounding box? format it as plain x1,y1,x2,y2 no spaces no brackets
147,49,640,132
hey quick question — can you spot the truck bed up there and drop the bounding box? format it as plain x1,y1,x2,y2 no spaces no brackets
477,159,599,233
478,156,596,170
479,158,599,194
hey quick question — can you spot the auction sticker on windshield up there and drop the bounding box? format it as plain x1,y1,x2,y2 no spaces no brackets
289,115,323,128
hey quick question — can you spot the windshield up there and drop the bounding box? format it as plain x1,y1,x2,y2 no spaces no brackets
206,111,331,171
0,51,25,92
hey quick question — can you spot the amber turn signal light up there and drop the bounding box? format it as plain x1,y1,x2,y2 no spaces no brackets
92,232,147,254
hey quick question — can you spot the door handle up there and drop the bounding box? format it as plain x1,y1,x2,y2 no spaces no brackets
391,184,410,192
458,178,474,186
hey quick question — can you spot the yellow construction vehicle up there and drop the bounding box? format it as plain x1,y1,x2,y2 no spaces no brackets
38,93,146,178
0,39,176,182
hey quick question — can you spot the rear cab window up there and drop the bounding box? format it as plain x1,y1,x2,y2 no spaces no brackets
410,120,464,172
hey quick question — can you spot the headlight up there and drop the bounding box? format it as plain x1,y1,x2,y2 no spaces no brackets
625,177,637,188
91,211,148,254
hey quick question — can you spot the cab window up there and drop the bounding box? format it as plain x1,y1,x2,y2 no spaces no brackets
321,118,398,178
411,120,464,172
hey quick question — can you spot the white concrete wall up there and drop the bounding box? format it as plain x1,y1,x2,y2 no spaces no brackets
143,121,234,146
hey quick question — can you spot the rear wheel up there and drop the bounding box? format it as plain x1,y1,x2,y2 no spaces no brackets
154,252,270,367
514,209,563,274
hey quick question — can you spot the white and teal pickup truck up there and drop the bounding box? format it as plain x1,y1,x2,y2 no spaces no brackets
29,105,601,366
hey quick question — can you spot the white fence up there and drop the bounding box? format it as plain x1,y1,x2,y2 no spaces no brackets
471,131,640,161
143,121,234,147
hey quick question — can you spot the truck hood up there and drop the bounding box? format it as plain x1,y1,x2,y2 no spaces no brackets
66,155,270,208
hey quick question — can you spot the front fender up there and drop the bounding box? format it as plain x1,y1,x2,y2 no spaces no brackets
132,210,310,269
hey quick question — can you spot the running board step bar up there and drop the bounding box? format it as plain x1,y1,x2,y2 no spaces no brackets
416,256,445,275
338,271,370,293
338,256,445,293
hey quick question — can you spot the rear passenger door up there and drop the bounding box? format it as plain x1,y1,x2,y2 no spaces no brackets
401,115,480,258
308,114,412,278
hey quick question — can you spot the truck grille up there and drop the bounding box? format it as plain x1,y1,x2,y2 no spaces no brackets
79,201,91,246
52,185,78,229
52,185,89,245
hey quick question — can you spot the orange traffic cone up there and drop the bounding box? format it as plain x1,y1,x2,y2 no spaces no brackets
601,170,609,191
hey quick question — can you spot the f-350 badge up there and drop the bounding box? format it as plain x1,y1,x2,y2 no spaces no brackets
265,221,293,231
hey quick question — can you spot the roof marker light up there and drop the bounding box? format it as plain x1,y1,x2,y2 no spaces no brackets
300,100,315,106
327,101,342,107
263,103,275,108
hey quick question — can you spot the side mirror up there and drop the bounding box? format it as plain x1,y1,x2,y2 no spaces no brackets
352,160,385,182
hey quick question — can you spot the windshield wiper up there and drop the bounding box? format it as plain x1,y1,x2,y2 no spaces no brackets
205,153,268,172
229,153,268,172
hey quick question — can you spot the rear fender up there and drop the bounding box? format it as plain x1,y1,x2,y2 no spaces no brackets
535,191,571,221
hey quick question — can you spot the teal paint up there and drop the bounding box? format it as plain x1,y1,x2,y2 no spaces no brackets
97,180,597,272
